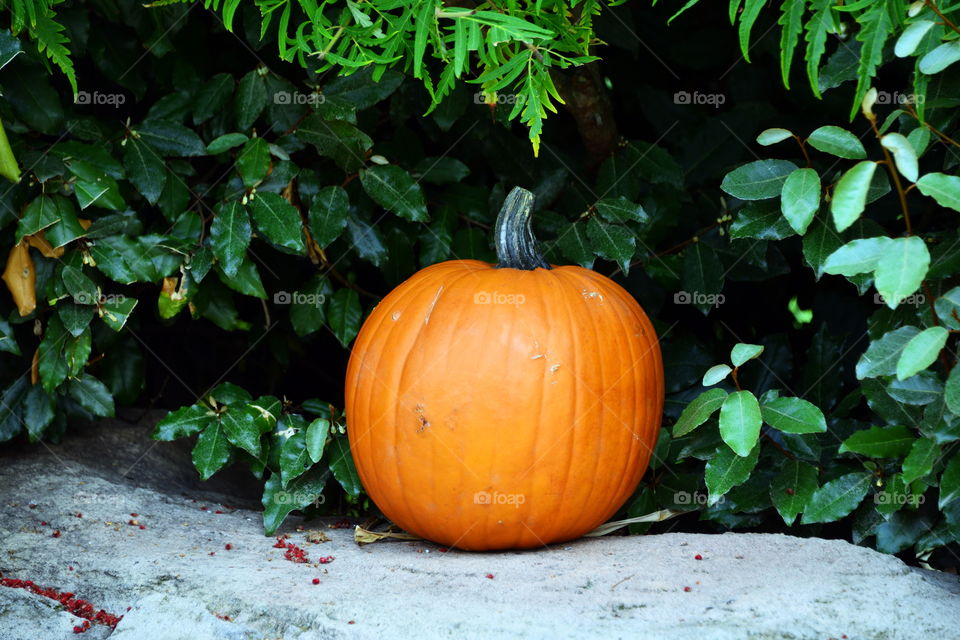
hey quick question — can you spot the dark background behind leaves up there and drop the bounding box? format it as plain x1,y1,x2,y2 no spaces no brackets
2,1,959,566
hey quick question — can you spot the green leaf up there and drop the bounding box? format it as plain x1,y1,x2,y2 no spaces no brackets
346,216,387,267
124,137,166,205
770,459,818,525
235,69,268,131
674,388,727,437
279,422,311,487
99,296,138,331
901,437,938,484
857,326,922,379
804,0,832,97
209,202,250,278
880,133,919,183
731,343,763,367
839,425,916,458
207,133,249,155
193,73,234,125
261,467,328,536
780,168,820,234
719,390,762,456
896,327,948,381
918,40,960,74
756,128,793,146
237,137,271,188
895,20,935,57
327,288,362,347
64,328,91,376
153,404,215,441
721,159,798,200
218,259,267,299
61,265,97,305
17,195,60,242
800,473,871,524
939,453,960,508
555,222,594,269
329,436,363,498
0,319,20,355
587,218,635,274
831,161,877,232
137,120,206,157
414,157,470,185
761,397,827,434
935,287,960,329
702,364,732,386
729,203,796,240
681,242,724,314
916,173,960,212
595,197,649,224
297,116,373,173
306,418,330,463
307,186,349,249
221,406,262,459
289,275,330,337
823,237,892,277
67,374,115,417
737,0,766,62
850,4,892,121
705,443,759,505
248,193,305,254
192,421,232,481
38,315,68,393
807,126,867,159
44,197,85,248
23,385,55,441
778,0,805,88
360,165,429,223
886,372,942,406
874,236,929,309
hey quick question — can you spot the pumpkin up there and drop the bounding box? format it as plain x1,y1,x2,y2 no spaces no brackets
345,187,663,550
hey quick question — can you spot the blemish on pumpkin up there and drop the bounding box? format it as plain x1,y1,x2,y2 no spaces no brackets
581,290,603,302
415,404,431,433
531,354,545,360
423,286,444,325
391,311,401,321
550,364,560,374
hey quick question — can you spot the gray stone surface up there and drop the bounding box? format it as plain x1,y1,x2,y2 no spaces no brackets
1,412,959,639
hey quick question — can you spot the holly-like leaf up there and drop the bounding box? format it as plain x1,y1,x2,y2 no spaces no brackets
307,185,349,249
719,390,762,457
761,397,827,434
153,404,216,441
673,388,727,437
874,236,929,309
831,161,877,232
839,425,916,458
248,192,306,254
896,327,948,381
360,165,428,222
916,173,960,213
770,459,818,525
327,288,362,347
807,126,866,159
329,436,363,498
192,421,232,481
124,136,166,204
67,374,115,417
801,473,871,524
306,418,330,463
721,159,798,200
209,201,251,277
780,168,820,234
705,443,760,505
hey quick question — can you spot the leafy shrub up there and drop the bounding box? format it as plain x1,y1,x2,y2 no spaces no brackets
0,0,958,565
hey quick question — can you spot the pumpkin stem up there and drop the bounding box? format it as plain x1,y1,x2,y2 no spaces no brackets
495,187,550,270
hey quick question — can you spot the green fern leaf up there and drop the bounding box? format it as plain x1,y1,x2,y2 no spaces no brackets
32,9,77,97
850,3,892,120
738,0,766,63
804,0,833,98
778,0,805,89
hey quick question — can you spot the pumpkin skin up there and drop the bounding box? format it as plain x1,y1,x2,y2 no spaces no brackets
345,190,663,551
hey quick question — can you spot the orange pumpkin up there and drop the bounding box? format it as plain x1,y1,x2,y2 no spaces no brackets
345,187,663,550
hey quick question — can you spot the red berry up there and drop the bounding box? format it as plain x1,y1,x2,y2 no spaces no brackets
40,521,47,526
130,513,138,517
786,488,795,495
683,586,691,592
214,510,224,514
75,513,82,518
694,554,703,560
29,504,37,509
438,547,448,553
139,525,145,530
312,578,320,585
485,573,494,579
348,621,355,625
51,530,61,538
224,544,233,550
